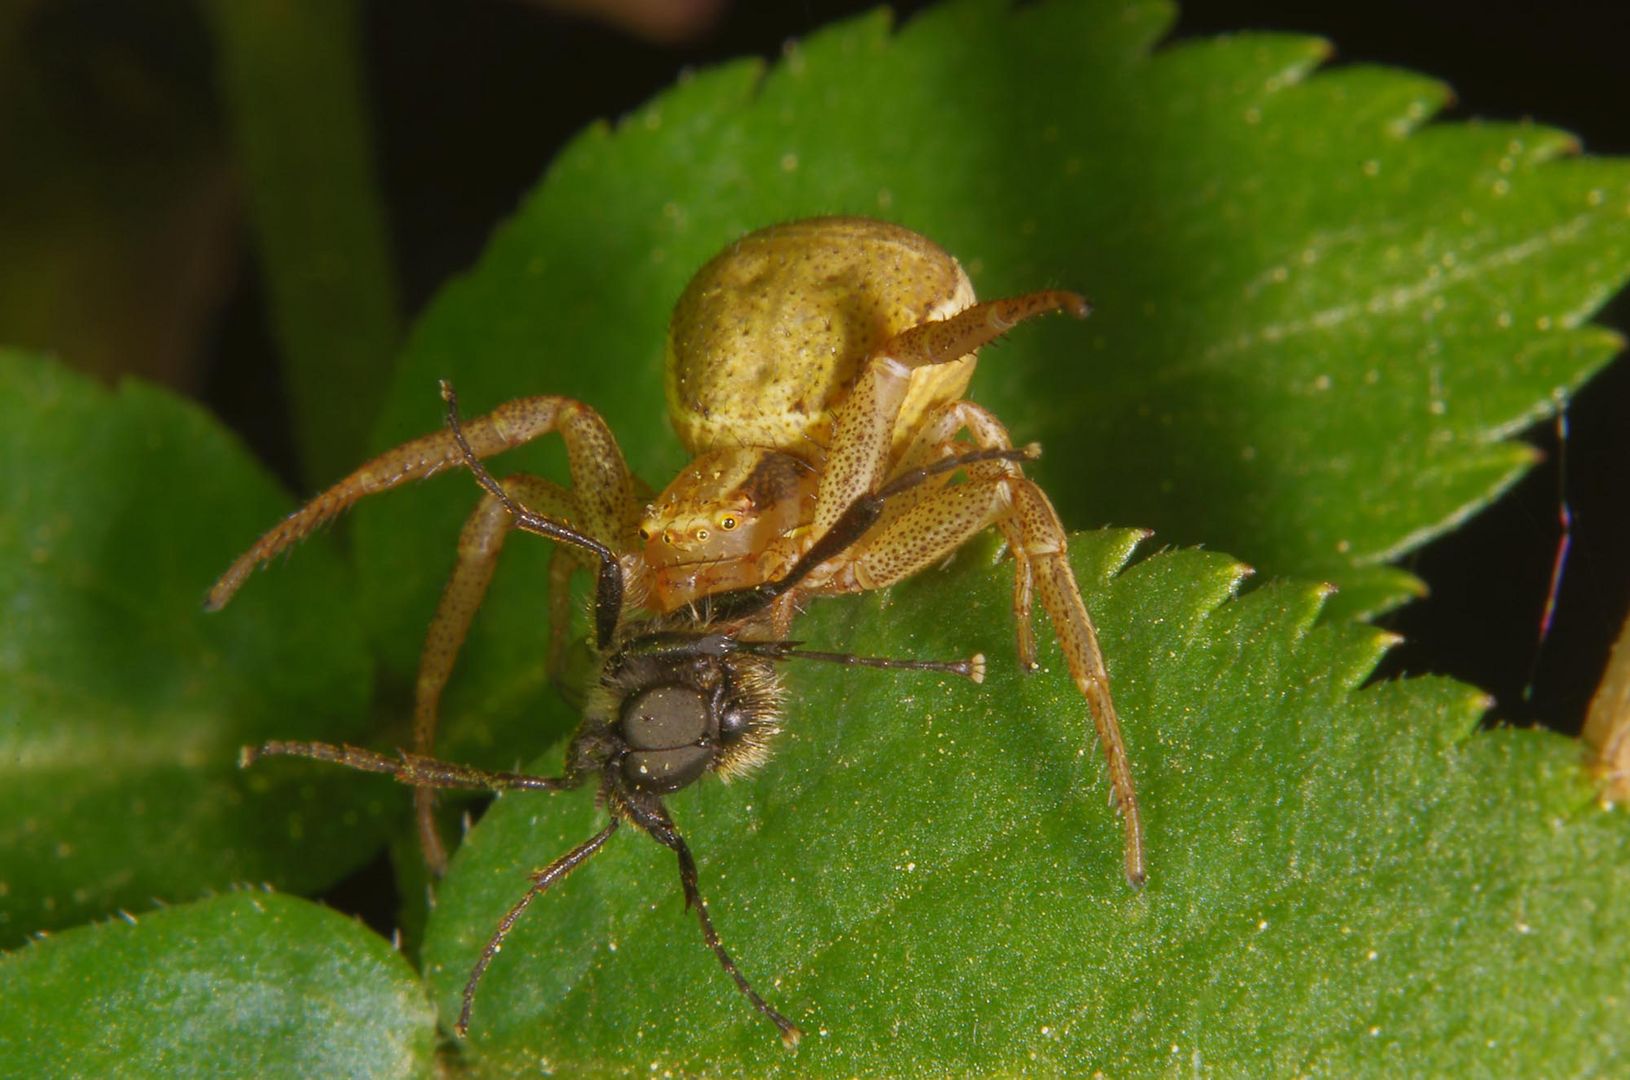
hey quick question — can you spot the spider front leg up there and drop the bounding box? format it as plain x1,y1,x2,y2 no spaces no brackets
884,398,1040,668
205,392,637,610
809,289,1089,541
210,386,641,873
834,452,1146,888
412,473,599,874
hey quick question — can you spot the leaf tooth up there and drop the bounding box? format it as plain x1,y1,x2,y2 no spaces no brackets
1293,64,1452,142
1320,624,1404,695
1237,577,1335,646
1158,32,1333,106
1108,546,1255,645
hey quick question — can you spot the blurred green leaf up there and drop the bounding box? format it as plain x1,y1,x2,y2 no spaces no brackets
204,0,402,484
425,534,1629,1075
1,891,436,1078
0,351,391,945
0,1,235,391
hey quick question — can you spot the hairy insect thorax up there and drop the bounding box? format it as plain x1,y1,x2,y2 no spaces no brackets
664,216,980,461
574,628,785,796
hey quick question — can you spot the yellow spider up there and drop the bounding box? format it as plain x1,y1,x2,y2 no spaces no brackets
209,216,1143,886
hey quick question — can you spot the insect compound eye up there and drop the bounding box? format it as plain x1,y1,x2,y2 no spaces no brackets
619,684,716,794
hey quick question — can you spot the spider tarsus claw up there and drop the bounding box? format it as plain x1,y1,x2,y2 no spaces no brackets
439,378,455,402
780,1023,804,1049
237,745,260,769
1065,293,1092,319
966,653,987,684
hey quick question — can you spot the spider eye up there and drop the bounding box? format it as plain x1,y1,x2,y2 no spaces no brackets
719,515,738,530
638,526,650,541
694,528,710,542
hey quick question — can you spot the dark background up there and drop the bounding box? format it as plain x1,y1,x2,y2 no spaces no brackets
7,0,1628,736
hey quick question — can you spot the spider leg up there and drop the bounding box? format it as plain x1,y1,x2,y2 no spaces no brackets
824,467,1145,887
206,390,636,611
1584,618,1630,802
411,474,589,874
705,446,1035,624
810,289,1088,539
887,399,1039,668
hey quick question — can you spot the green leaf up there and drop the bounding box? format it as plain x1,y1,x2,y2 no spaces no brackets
0,351,392,944
423,534,1628,1075
0,891,436,1077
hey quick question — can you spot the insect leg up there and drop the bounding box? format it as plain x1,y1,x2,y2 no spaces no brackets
620,792,802,1048
241,740,584,793
456,819,620,1037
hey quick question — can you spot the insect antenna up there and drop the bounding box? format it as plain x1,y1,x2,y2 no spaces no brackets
736,640,987,683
